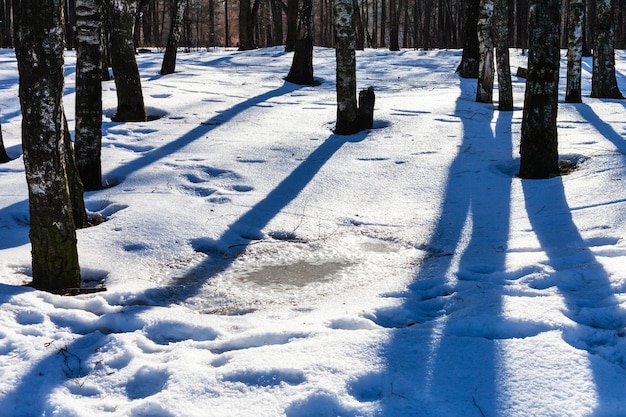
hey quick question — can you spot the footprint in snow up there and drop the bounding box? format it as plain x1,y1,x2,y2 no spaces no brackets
126,366,170,399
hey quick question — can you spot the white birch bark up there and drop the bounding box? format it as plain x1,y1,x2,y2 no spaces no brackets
591,0,623,98
75,0,103,190
335,0,358,135
565,0,583,103
476,0,494,103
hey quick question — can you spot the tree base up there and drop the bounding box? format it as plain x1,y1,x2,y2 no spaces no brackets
335,87,376,135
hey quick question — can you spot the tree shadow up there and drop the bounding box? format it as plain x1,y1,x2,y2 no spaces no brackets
144,129,370,304
0,120,371,416
522,176,626,414
103,82,303,187
350,79,514,415
573,103,626,154
0,200,29,249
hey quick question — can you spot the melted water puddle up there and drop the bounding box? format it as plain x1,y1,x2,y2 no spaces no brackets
238,260,351,287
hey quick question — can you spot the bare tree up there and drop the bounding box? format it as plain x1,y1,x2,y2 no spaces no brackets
285,0,298,51
105,0,147,122
591,0,623,98
239,0,258,50
494,0,512,110
566,0,584,103
334,0,359,134
519,0,561,179
160,0,186,75
388,0,400,50
13,0,81,290
286,0,315,85
476,0,494,103
75,0,104,191
457,0,480,78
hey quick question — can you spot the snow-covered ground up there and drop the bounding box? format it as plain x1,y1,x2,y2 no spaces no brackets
1,46,626,416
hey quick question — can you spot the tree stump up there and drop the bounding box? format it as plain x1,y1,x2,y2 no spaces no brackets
357,87,375,130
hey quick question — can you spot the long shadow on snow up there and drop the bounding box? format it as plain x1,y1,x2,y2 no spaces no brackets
574,102,626,154
522,177,626,413
0,114,370,417
351,78,513,415
103,81,303,186
146,129,369,305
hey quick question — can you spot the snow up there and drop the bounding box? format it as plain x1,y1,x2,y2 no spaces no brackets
1,45,626,416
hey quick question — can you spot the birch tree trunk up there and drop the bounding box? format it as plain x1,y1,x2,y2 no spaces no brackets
0,121,10,163
519,0,561,179
494,0,512,110
285,0,315,85
590,0,623,98
75,0,103,191
566,0,584,103
476,0,494,103
334,0,359,135
13,0,81,290
106,0,147,122
160,0,186,75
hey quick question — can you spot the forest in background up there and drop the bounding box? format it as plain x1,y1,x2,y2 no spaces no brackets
0,0,625,52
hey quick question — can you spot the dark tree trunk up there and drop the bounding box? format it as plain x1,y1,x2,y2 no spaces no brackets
0,121,10,163
353,0,365,50
225,0,230,46
63,114,88,228
335,0,358,135
100,1,112,81
270,0,283,45
75,0,103,191
13,0,81,290
590,0,623,98
65,0,77,49
519,0,561,179
566,0,584,103
380,0,386,47
285,0,315,85
238,0,257,50
389,0,400,51
285,0,298,51
0,0,12,47
106,0,147,122
208,0,216,46
494,0,512,110
160,0,186,75
583,0,594,56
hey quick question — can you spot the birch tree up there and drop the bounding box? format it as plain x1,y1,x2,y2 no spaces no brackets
13,0,81,290
285,0,315,85
476,0,494,103
334,0,358,135
75,0,103,191
566,0,583,103
160,0,186,75
590,0,623,98
105,0,147,121
494,0,512,110
519,0,561,179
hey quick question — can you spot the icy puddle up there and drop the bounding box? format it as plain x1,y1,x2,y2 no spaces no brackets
238,260,352,287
